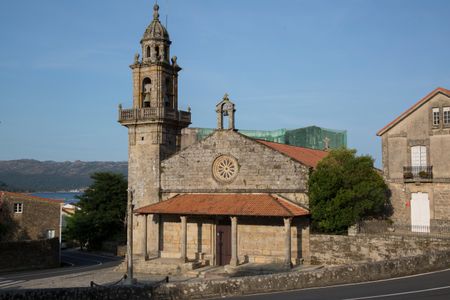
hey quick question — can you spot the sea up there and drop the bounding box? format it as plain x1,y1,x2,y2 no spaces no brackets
31,192,82,204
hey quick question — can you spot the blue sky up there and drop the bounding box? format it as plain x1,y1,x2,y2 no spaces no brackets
1,0,449,167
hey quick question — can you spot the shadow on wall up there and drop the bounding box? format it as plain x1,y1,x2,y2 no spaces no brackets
0,201,29,242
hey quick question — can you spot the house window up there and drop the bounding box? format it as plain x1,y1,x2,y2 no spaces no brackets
46,229,56,239
444,107,450,126
432,107,440,126
411,146,427,167
13,203,23,213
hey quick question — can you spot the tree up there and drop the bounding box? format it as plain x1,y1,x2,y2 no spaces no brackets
64,172,127,250
309,148,390,234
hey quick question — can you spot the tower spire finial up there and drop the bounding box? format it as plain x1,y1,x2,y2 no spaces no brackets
153,2,160,20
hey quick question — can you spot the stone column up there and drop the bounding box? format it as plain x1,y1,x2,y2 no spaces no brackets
230,216,238,266
180,216,187,263
216,109,223,129
284,217,292,268
228,109,235,130
155,214,160,258
142,214,148,260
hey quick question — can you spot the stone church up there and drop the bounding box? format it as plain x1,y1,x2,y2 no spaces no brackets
118,4,328,271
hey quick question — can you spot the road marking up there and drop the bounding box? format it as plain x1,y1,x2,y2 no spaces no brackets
209,268,450,299
343,285,450,299
0,280,25,288
3,261,121,281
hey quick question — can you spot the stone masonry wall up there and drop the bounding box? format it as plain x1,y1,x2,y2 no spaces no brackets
153,250,450,299
388,182,450,226
159,215,214,261
238,217,309,264
2,250,449,300
0,238,60,272
310,234,450,265
380,92,450,225
161,130,310,196
0,193,61,241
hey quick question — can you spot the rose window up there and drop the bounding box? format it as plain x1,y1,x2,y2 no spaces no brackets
212,155,239,183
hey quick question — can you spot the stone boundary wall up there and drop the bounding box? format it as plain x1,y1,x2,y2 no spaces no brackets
0,238,59,272
1,250,449,300
310,234,450,265
153,250,450,300
0,286,153,300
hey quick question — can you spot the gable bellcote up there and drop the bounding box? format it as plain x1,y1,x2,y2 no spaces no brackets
216,93,236,130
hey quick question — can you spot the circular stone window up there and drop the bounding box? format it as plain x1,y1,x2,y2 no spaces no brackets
212,155,239,183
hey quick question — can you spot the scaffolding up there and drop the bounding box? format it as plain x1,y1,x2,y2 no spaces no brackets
192,126,347,150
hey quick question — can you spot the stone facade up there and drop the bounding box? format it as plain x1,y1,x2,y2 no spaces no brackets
119,4,314,271
160,130,309,196
377,88,450,227
118,4,191,255
0,192,62,241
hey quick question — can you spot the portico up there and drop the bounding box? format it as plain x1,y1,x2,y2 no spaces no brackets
135,193,310,268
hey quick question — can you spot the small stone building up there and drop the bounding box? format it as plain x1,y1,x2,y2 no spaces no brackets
118,4,328,270
377,87,450,231
0,191,63,241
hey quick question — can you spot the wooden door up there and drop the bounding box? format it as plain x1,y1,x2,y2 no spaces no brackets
216,224,231,266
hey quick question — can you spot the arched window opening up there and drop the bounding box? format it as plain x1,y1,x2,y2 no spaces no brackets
164,78,171,107
155,46,160,59
142,78,152,108
146,46,151,58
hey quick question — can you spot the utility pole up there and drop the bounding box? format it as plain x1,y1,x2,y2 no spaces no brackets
124,188,134,285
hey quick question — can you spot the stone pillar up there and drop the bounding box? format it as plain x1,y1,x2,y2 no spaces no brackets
142,215,148,260
228,109,235,130
125,188,134,285
180,216,187,262
230,216,238,266
284,217,292,268
216,110,223,129
155,214,160,257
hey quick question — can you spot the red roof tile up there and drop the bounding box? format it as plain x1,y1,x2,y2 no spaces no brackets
256,140,328,168
377,87,450,136
135,194,309,217
0,191,64,204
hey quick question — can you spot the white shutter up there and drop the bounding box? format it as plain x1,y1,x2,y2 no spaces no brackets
411,146,426,167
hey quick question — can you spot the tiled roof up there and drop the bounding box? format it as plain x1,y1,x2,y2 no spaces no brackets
377,87,450,136
256,140,328,168
135,194,309,217
0,191,64,205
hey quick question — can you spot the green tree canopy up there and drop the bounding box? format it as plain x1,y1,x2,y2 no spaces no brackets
309,148,390,234
64,172,127,250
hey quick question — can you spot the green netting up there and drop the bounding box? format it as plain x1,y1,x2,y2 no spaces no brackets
285,126,347,150
194,126,347,150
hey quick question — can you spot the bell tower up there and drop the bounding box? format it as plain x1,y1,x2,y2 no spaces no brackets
118,4,191,255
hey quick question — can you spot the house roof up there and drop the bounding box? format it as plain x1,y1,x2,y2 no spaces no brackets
255,139,328,168
377,87,450,136
0,191,64,205
135,193,309,217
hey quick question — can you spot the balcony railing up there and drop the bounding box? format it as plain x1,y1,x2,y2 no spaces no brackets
403,166,433,181
118,106,191,124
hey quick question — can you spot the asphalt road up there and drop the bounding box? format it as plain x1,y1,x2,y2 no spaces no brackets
219,268,450,300
0,249,122,289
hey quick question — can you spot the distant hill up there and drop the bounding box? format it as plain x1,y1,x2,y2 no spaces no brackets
0,160,128,192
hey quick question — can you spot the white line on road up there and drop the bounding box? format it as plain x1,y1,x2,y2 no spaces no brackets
0,280,25,288
212,268,450,299
343,285,450,299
